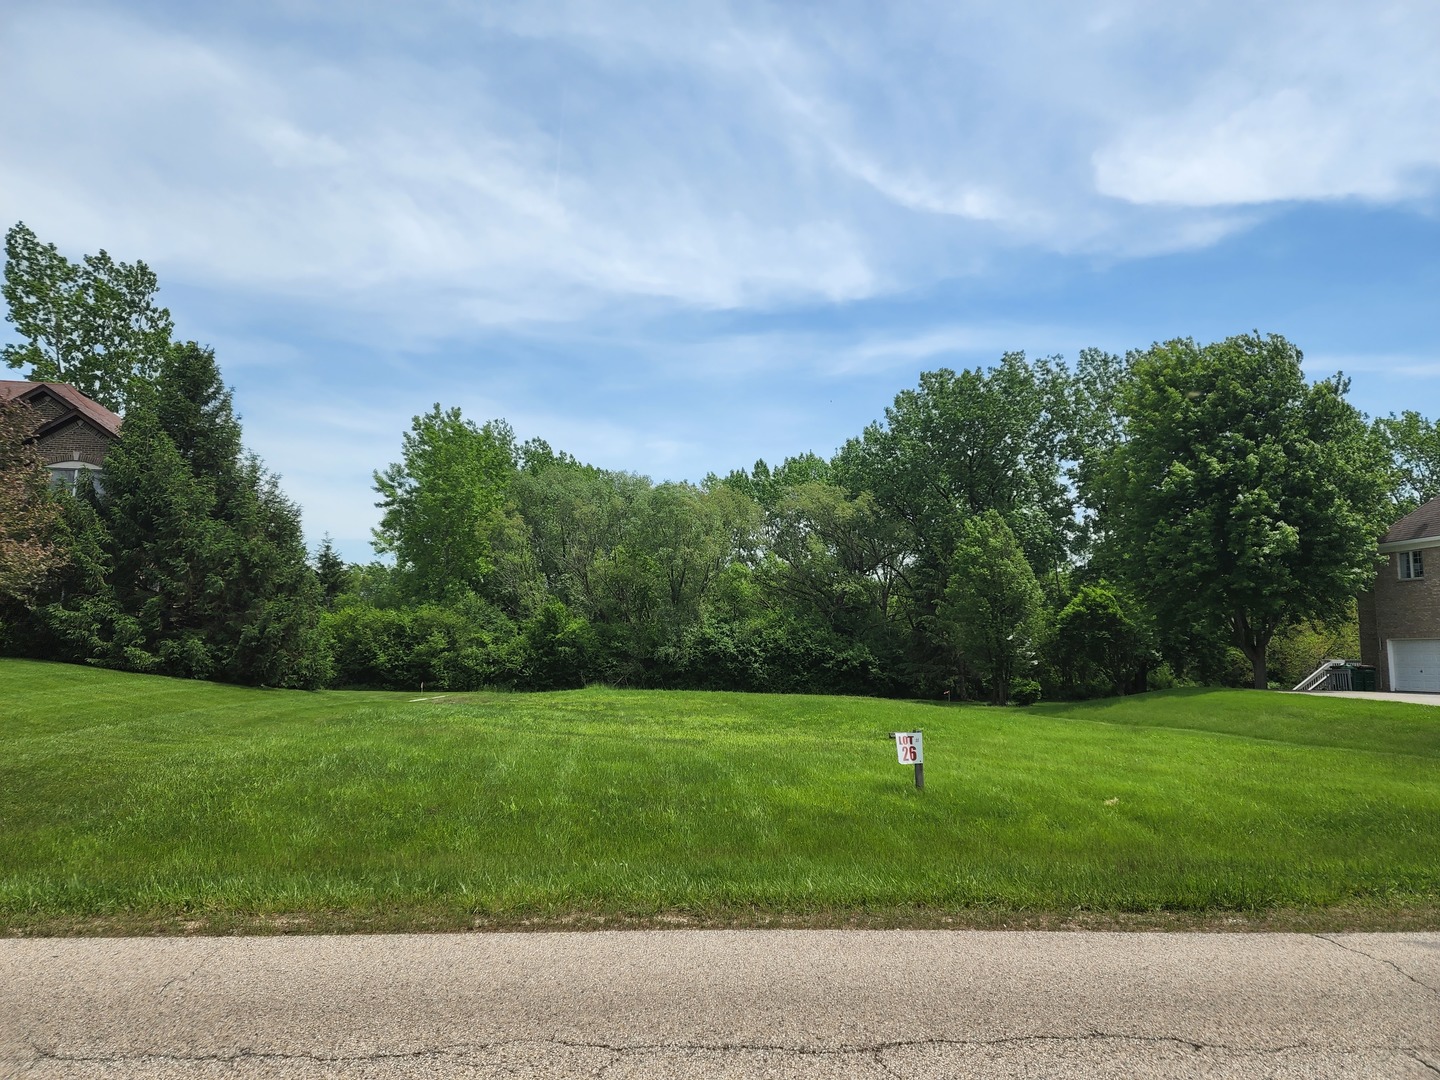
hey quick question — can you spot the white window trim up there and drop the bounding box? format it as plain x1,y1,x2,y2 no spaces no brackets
46,461,105,494
1398,549,1426,581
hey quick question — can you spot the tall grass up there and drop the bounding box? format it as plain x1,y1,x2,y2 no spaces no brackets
2,659,1437,924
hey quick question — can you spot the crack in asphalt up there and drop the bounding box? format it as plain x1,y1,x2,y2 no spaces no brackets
154,941,220,999
29,1031,1388,1067
1411,1052,1440,1076
1317,934,1440,998
872,1047,906,1079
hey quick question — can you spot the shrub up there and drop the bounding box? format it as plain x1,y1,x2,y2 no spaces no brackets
323,598,521,690
1010,678,1042,706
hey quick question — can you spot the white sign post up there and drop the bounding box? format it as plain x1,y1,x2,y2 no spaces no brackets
892,730,924,789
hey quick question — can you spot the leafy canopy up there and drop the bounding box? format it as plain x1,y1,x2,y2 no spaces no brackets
1051,583,1151,696
0,398,67,608
373,405,518,602
940,510,1045,705
1376,409,1440,513
1097,333,1390,689
3,222,173,414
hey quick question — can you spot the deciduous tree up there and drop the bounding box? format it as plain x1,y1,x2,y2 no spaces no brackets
940,510,1045,705
0,398,66,606
1096,333,1390,690
372,406,517,602
3,222,173,413
833,354,1076,577
1051,583,1150,696
1376,410,1440,513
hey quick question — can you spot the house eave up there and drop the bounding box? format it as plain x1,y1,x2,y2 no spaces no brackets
1378,535,1440,554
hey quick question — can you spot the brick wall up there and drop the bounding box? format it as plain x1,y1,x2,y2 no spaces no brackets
1358,587,1378,670
36,418,114,468
1359,552,1440,690
26,397,68,424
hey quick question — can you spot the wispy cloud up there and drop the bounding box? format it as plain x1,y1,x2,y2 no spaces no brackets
3,0,1435,558
0,4,877,334
1092,3,1440,207
1304,353,1440,380
5,0,1436,345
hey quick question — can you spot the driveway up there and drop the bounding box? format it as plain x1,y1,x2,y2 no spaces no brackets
1295,690,1440,705
3,930,1438,1078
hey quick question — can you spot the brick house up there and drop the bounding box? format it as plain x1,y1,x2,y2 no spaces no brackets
1358,495,1440,692
0,380,122,490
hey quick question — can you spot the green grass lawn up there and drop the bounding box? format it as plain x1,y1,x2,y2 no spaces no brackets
2,658,1437,933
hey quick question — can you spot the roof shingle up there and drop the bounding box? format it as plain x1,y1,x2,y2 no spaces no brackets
1382,495,1440,545
0,380,122,438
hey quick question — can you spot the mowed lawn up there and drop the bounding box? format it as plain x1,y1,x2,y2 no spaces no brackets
2,658,1438,931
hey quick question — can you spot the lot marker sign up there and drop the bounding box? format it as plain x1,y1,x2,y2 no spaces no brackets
892,730,924,789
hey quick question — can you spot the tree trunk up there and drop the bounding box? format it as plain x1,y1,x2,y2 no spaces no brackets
1233,609,1272,690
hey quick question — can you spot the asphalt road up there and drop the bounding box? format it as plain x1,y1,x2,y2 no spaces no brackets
2,930,1437,1078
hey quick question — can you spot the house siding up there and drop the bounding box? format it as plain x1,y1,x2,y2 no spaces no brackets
1363,552,1440,690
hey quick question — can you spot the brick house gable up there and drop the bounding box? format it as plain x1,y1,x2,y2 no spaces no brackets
1,379,122,498
1358,494,1440,691
0,380,121,469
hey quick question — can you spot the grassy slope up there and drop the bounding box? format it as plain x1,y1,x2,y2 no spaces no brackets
1031,687,1440,757
3,659,1438,932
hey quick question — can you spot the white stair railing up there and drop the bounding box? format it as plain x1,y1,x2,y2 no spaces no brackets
1292,659,1350,692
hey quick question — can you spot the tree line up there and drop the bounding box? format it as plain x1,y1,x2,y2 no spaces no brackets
4,222,1437,700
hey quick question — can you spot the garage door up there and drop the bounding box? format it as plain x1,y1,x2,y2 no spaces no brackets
1390,639,1440,693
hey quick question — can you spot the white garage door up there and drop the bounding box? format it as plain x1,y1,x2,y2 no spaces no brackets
1390,639,1440,693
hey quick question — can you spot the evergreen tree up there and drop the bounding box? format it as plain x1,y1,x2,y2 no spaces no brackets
99,396,220,676
42,343,331,687
314,534,351,606
217,455,331,688
155,341,243,481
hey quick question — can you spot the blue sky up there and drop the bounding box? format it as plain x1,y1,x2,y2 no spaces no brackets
3,1,1438,562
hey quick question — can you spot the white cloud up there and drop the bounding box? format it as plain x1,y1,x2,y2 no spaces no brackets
1304,353,1440,379
1092,3,1440,207
3,0,1437,556
4,0,1436,341
0,4,877,338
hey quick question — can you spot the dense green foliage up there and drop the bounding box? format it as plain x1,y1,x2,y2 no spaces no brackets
6,344,329,687
940,511,1046,704
1051,583,1153,698
0,397,65,607
337,335,1396,698
372,407,517,602
1089,334,1391,689
1,225,329,687
2,225,1420,698
2,222,173,414
1377,409,1440,513
2,659,1436,926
